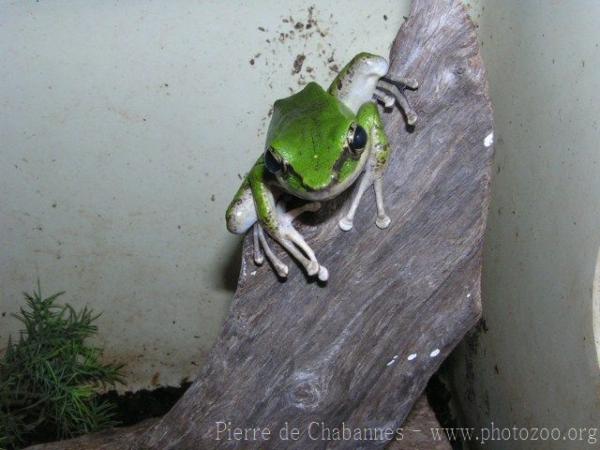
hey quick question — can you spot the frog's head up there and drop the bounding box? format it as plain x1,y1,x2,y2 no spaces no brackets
263,82,368,200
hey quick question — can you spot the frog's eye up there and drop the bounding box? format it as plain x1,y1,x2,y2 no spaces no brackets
348,124,367,156
264,147,286,175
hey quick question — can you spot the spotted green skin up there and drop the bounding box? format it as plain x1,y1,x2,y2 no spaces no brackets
226,56,389,238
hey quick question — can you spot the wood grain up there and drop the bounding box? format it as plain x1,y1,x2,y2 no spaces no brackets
26,0,492,448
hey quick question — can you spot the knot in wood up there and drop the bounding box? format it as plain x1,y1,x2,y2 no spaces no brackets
288,371,323,410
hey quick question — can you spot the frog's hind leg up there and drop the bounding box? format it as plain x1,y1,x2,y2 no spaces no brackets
254,205,328,281
338,168,373,232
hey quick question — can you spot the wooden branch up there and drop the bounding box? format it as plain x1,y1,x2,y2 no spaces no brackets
26,0,492,448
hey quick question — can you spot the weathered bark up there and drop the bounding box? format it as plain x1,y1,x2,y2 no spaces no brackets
27,0,492,448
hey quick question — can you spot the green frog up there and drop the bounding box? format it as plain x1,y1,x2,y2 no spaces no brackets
226,53,417,281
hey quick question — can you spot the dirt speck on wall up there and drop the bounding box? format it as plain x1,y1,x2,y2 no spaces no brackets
250,6,341,89
248,3,404,138
250,5,347,137
291,54,306,74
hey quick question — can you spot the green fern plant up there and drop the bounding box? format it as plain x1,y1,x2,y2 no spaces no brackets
0,284,124,449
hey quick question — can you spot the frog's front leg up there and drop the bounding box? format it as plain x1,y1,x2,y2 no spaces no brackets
253,201,323,277
249,163,328,281
339,102,391,231
225,177,285,273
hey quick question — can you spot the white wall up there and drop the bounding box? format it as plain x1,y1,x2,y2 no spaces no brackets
0,0,409,391
451,1,600,448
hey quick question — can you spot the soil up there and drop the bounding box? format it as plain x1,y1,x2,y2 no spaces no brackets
99,382,192,427
426,370,464,450
14,383,193,449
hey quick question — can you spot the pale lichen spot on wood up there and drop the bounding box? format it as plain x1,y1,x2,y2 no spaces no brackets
407,353,417,361
386,355,399,365
429,349,441,358
484,132,494,147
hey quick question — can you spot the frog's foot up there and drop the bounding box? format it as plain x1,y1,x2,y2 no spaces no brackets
373,177,391,229
339,139,391,232
254,202,328,281
375,77,418,125
375,214,391,229
338,170,371,232
255,223,288,277
338,216,354,232
339,175,390,231
275,201,328,282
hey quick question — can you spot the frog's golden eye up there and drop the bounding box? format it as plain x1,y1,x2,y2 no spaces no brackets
347,124,367,157
264,147,287,175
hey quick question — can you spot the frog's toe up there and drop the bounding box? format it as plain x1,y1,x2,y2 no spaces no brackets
399,77,419,90
256,223,289,278
317,265,329,282
338,216,354,231
306,260,319,277
275,263,289,278
376,214,391,229
281,230,321,278
267,251,288,278
406,112,418,126
252,224,265,265
373,90,396,109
